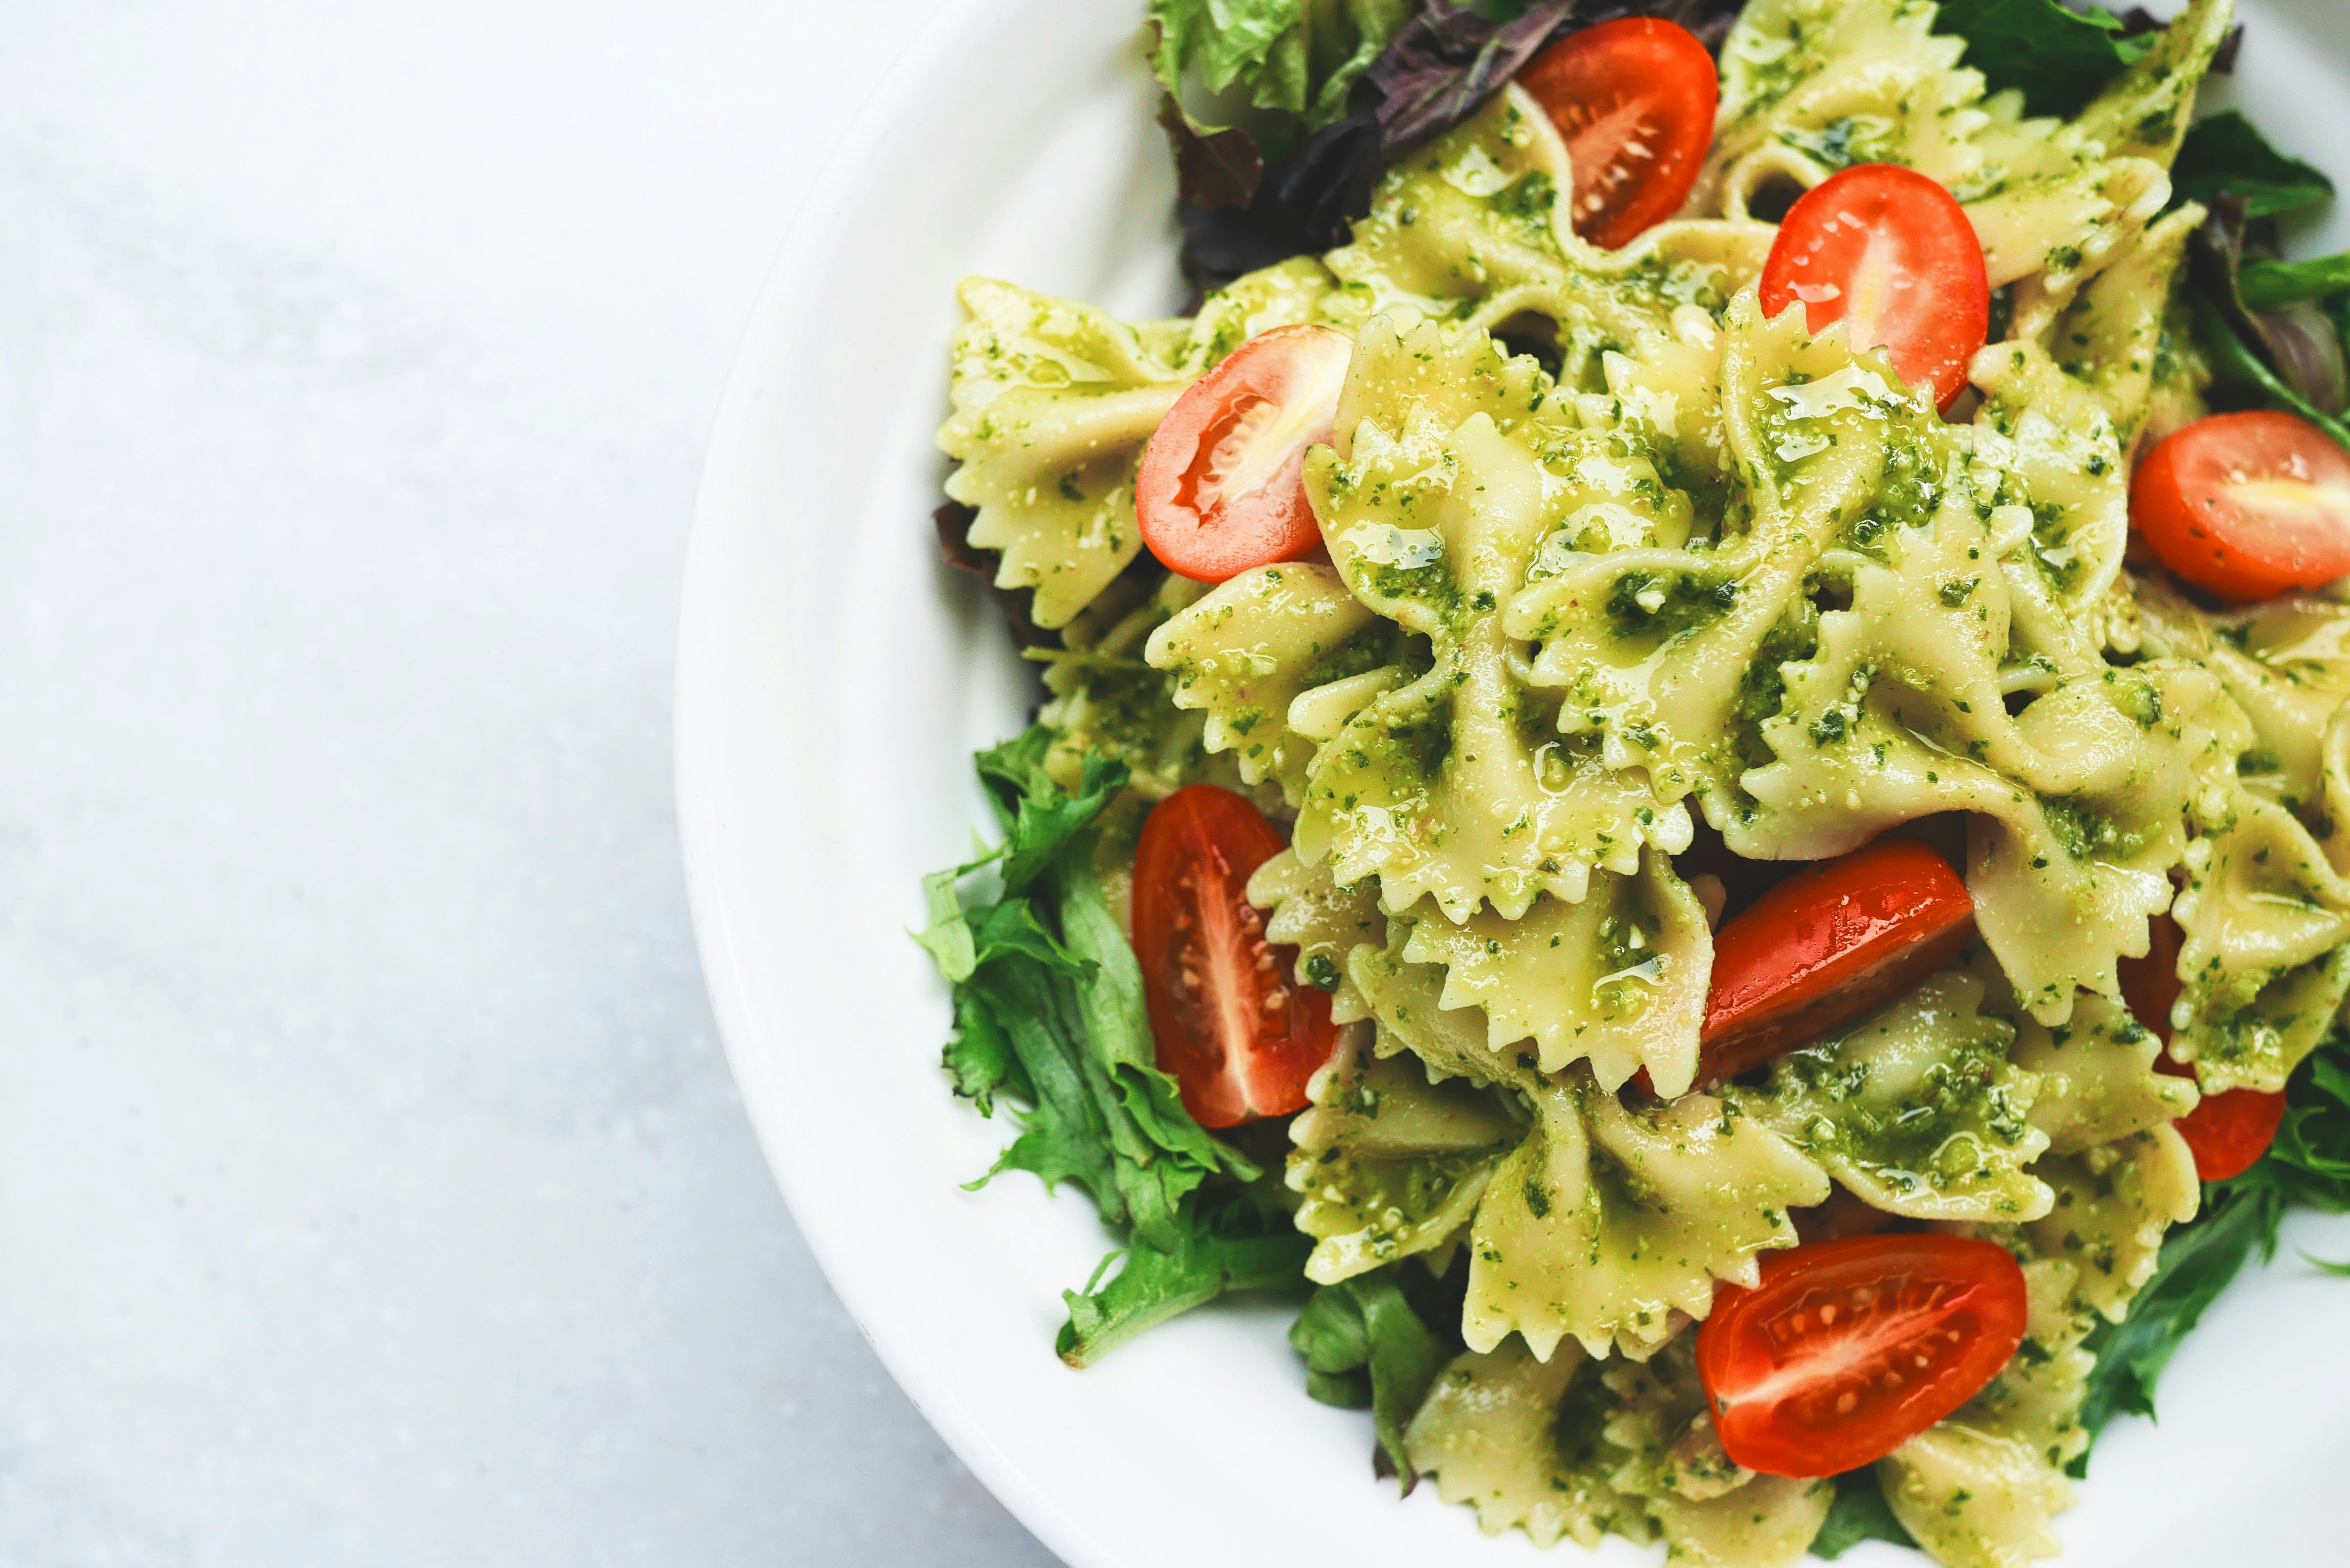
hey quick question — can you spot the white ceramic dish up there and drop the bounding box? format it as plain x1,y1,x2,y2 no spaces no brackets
677,2,2350,1562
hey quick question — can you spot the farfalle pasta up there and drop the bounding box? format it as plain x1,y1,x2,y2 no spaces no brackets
915,0,2350,1562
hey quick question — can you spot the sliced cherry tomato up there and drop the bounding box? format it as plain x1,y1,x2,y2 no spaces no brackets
1757,164,1990,413
1697,1234,2029,1478
2123,912,2288,1181
1130,785,1337,1127
1696,837,1976,1085
2129,410,2350,601
1136,324,1351,584
1516,17,1718,251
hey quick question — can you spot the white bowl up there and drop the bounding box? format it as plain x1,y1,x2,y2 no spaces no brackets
677,1,2350,1561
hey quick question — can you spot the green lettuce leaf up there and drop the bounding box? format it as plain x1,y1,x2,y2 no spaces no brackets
1289,1266,1453,1486
2240,253,2350,312
1150,0,1411,132
2173,110,2336,219
923,725,1259,1268
1812,1467,1921,1560
1058,1182,1314,1366
1933,0,2153,120
974,729,1125,894
943,985,1028,1117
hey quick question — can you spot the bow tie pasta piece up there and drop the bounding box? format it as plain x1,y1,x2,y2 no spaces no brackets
1297,319,1694,919
1702,0,1988,216
2026,1127,2202,1322
2020,207,2204,458
2173,793,2350,1093
1322,85,1770,389
1464,1072,1830,1362
2128,584,2350,1092
2072,0,2237,170
1602,1344,1835,1568
1287,1029,1524,1285
1347,918,1536,1090
1514,294,1963,813
2009,990,2199,1156
1144,561,1422,802
1737,969,2053,1222
1975,0,2235,339
1406,1336,1832,1564
1246,847,1387,1024
1879,1376,2081,1568
1968,343,2137,613
1034,572,1217,798
1399,852,1711,1098
1404,1337,1655,1552
2157,591,2350,830
1887,1129,2200,1566
939,260,1333,628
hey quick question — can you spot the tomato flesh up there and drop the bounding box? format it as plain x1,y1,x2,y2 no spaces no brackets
1697,1234,2029,1477
1758,164,1990,412
1697,837,1976,1085
1137,324,1352,583
2122,912,2288,1181
2130,410,2350,601
1130,785,1337,1127
1517,18,1718,251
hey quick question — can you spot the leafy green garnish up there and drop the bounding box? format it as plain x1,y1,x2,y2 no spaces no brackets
1289,1266,1454,1485
1058,1180,1314,1366
2192,295,2350,451
1811,1467,1920,1560
1933,0,2153,121
1149,0,1408,133
922,726,1258,1263
2173,111,2337,219
2240,253,2350,312
1149,0,1412,211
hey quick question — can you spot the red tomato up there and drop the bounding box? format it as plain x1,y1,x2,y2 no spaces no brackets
1136,324,1352,584
1697,837,1976,1085
2129,411,2350,601
2123,912,2288,1181
1697,1234,2029,1477
1757,165,1990,412
1130,785,1338,1127
1516,18,1718,251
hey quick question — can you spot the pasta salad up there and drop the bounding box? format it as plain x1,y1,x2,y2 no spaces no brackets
914,1,2350,1562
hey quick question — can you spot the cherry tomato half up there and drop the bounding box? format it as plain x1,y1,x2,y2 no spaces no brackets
1697,837,1976,1085
1758,164,1990,412
1137,324,1352,584
1697,1234,2029,1477
2122,912,2288,1181
1517,17,1718,251
1130,785,1337,1127
2130,410,2350,602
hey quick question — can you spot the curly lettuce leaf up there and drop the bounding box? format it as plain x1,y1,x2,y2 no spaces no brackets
1058,1181,1314,1365
1290,1264,1457,1486
1151,0,1414,215
922,726,1256,1253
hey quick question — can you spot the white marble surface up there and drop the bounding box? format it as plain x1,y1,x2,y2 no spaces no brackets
0,4,1058,1562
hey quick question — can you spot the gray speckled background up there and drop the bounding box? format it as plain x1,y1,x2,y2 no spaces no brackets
0,3,1059,1561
